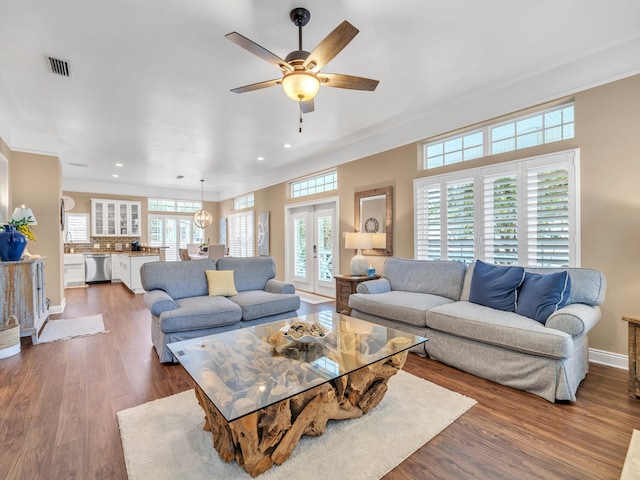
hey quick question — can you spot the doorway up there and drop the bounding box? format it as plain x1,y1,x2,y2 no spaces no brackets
285,198,338,298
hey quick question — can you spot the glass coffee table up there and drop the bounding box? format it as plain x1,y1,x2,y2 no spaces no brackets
168,311,427,477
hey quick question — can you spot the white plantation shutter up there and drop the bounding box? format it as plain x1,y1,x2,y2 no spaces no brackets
228,211,254,257
526,163,571,267
483,171,518,265
446,179,475,262
414,149,578,266
415,184,441,260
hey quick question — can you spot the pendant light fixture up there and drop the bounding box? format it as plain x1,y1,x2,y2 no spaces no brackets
193,179,212,229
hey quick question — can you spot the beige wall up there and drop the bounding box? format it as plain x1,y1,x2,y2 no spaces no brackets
4,73,638,357
9,149,63,308
225,74,640,357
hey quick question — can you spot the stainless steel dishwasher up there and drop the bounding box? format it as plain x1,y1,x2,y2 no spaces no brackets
85,254,112,283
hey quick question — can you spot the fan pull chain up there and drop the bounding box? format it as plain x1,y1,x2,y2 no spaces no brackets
299,108,303,133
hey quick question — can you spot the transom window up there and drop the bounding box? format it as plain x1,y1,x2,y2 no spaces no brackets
234,193,254,210
423,103,574,169
148,198,202,213
291,170,337,198
415,149,579,267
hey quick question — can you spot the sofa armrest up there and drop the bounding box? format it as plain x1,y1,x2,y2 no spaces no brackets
546,304,601,336
356,278,391,294
264,279,295,294
143,290,178,317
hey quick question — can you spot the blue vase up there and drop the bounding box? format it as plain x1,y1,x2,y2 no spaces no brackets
0,224,28,262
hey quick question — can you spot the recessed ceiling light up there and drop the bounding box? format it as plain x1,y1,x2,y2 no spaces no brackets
257,156,264,161
115,163,123,167
112,174,119,178
176,175,184,179
283,143,292,149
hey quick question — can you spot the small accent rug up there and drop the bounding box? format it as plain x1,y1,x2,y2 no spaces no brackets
297,291,334,304
622,429,640,479
38,314,106,343
117,370,476,480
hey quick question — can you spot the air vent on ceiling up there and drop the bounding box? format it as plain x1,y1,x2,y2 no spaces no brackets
48,56,71,77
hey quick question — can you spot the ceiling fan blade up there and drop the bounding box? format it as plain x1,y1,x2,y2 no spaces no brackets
230,78,281,94
225,32,293,73
300,99,315,114
303,21,359,72
318,73,379,91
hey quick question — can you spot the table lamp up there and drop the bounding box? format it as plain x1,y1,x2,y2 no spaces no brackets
345,232,372,275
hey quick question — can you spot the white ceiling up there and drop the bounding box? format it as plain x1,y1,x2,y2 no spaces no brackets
1,0,639,201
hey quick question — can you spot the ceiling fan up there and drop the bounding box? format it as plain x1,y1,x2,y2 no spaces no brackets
226,7,379,114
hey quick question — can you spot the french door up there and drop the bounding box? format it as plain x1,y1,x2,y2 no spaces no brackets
149,215,204,261
286,200,338,298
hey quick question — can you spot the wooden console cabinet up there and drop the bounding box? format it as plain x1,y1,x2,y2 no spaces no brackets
0,258,48,343
334,274,380,314
622,314,640,398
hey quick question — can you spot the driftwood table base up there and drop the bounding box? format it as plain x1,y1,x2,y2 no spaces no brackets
194,350,409,477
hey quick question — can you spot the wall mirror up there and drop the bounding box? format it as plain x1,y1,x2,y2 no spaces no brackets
354,186,393,256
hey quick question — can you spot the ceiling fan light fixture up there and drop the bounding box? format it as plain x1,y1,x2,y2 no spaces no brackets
282,71,320,102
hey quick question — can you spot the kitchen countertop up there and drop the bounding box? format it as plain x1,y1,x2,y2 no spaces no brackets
65,250,161,257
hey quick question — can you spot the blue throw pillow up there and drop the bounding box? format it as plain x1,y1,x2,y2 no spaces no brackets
516,271,571,324
469,260,525,312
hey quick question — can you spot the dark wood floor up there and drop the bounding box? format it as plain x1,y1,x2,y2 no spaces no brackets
0,282,638,479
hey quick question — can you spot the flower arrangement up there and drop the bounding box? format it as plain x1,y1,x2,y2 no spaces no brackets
1,217,36,241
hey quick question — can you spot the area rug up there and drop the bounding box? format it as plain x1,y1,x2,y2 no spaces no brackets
297,291,334,304
117,370,476,480
38,314,106,343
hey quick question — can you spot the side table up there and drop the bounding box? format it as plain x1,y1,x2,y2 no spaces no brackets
334,274,380,315
622,314,640,398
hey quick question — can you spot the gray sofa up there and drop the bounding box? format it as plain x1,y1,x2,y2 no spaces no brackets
141,256,300,363
348,257,606,402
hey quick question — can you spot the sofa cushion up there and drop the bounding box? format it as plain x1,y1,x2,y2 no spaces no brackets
426,301,573,359
216,256,276,292
469,260,525,312
349,291,455,328
382,257,467,300
159,296,242,333
141,259,216,300
205,270,238,296
525,267,606,306
516,271,570,324
230,290,300,321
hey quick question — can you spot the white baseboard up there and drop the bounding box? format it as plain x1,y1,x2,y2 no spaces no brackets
48,297,66,315
589,348,628,370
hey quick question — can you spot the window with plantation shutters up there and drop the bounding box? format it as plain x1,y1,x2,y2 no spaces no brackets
414,149,579,267
483,171,518,265
526,164,571,266
446,179,475,263
228,211,254,257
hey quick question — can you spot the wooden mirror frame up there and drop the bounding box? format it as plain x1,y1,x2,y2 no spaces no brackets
354,186,393,256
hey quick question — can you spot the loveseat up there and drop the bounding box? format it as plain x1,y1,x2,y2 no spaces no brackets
348,257,606,402
141,256,300,363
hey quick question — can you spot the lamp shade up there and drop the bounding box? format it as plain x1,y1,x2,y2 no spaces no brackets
11,205,37,225
372,232,386,249
282,71,320,102
345,232,373,250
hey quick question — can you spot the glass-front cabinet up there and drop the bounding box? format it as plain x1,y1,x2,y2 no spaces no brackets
92,199,142,236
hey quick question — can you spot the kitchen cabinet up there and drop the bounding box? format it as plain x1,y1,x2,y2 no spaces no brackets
111,253,121,281
119,254,158,294
0,258,48,343
92,198,141,236
63,253,85,286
